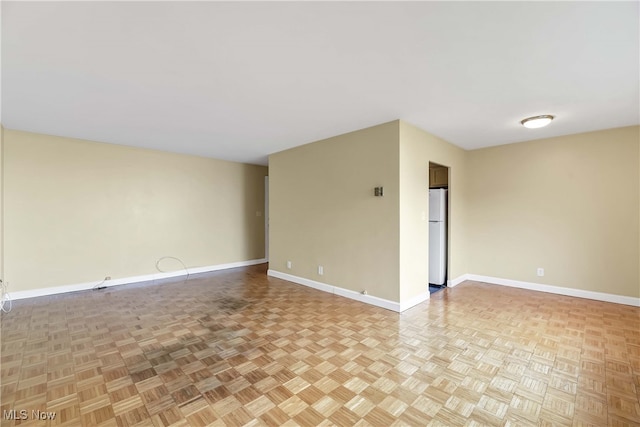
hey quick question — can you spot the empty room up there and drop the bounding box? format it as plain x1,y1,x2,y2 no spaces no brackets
1,2,639,427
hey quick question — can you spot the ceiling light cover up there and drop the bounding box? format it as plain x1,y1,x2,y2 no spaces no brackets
521,115,555,129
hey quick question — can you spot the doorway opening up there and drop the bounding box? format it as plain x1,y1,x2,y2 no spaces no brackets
265,176,269,262
428,162,449,294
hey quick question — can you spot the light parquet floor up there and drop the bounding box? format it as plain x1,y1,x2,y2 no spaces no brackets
1,264,639,426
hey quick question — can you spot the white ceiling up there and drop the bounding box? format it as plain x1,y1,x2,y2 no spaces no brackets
2,1,638,166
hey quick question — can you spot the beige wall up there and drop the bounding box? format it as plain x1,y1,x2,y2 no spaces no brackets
399,121,467,301
4,129,267,292
268,121,401,302
1,126,4,281
269,121,638,304
467,126,639,298
6,122,637,302
268,120,468,304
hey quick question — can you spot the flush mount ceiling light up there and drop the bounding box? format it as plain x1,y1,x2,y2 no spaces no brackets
520,115,555,129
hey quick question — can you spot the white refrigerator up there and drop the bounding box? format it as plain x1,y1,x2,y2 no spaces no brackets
429,189,447,286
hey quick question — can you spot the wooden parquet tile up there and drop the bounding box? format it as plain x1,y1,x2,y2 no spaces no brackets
1,265,640,426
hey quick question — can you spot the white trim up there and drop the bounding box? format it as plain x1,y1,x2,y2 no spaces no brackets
399,291,431,312
466,274,640,307
267,269,430,312
448,274,469,287
10,258,268,301
268,269,399,311
267,270,335,294
333,286,401,312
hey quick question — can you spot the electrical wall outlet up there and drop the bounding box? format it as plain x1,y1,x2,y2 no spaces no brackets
318,266,323,275
105,276,111,281
286,261,292,269
536,268,544,277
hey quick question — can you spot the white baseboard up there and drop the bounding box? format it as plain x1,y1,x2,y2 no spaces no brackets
466,274,640,307
267,270,430,312
399,291,431,312
9,258,268,301
448,274,469,287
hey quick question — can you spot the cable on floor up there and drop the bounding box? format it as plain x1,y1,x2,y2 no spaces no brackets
92,277,108,290
156,256,190,280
